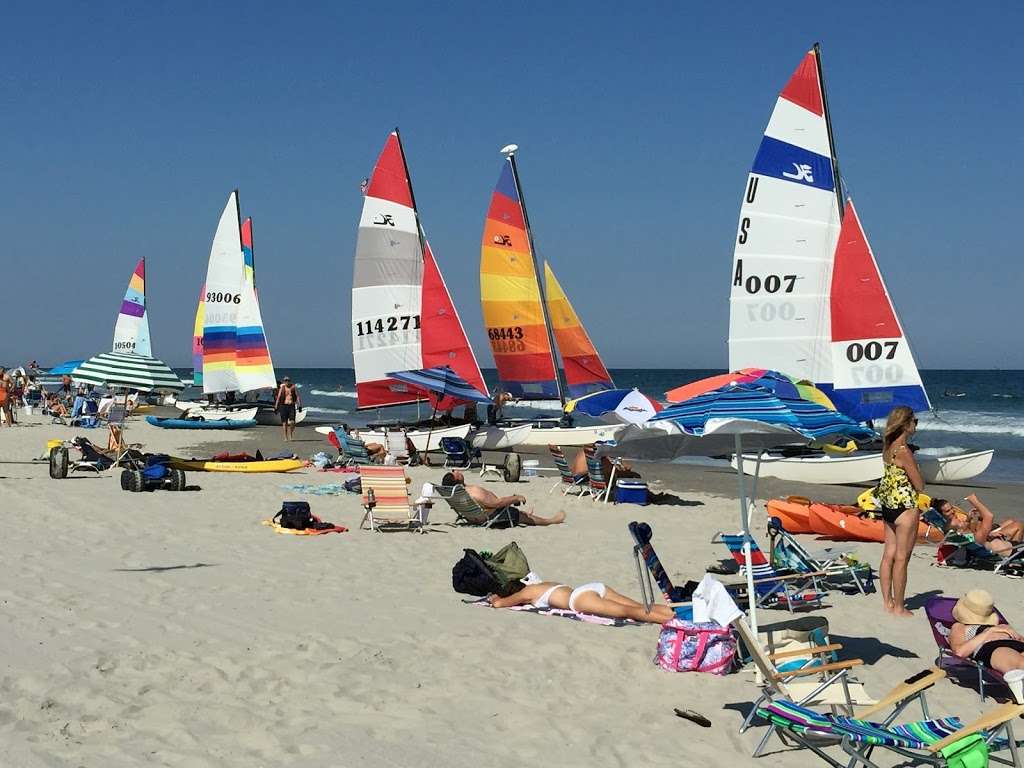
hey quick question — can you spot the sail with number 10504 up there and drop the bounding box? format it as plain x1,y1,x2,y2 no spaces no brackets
112,257,152,357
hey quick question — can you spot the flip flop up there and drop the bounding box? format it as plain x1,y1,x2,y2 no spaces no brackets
674,708,711,727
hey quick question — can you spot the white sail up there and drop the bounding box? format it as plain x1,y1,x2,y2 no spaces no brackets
112,258,152,356
729,47,842,385
202,192,244,394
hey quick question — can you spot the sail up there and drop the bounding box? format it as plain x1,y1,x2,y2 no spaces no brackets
825,199,930,420
234,216,276,391
543,262,613,397
191,283,204,386
352,131,425,409
480,160,559,399
729,47,842,385
112,258,151,356
421,239,489,410
202,191,243,394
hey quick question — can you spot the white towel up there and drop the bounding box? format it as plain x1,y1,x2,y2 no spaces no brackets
692,574,742,627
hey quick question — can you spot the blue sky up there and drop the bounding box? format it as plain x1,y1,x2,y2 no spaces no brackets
3,2,1021,369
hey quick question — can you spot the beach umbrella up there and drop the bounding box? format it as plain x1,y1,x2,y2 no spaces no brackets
46,360,86,376
610,380,874,635
71,352,184,393
666,368,836,409
564,388,663,425
386,366,491,459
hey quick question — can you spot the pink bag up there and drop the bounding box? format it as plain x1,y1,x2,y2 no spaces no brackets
655,619,736,675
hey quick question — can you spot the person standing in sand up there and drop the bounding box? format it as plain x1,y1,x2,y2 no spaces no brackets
877,406,924,617
0,368,12,426
274,376,301,441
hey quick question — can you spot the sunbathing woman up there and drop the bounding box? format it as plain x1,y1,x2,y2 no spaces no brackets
934,495,1023,556
488,581,674,623
949,589,1024,675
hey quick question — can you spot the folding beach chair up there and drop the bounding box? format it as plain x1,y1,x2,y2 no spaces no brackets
767,516,874,594
580,444,610,501
628,520,698,612
547,445,588,496
440,436,479,469
715,531,828,612
69,396,99,428
925,596,1013,702
333,428,374,466
935,535,1024,578
385,429,409,464
438,485,517,528
358,465,425,532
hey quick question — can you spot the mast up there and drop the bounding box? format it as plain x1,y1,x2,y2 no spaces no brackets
813,42,845,220
503,146,566,405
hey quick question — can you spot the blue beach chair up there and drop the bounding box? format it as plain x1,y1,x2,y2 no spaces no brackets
714,531,827,612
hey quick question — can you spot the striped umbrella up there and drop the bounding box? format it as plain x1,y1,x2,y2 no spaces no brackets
386,366,492,406
666,368,836,409
71,352,184,393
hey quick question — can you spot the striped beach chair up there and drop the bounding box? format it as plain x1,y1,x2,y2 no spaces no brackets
580,444,610,501
715,532,827,612
358,466,423,532
767,516,873,595
547,445,588,496
438,485,516,528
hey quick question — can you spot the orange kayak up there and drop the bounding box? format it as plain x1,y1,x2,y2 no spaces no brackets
766,497,815,534
808,503,942,543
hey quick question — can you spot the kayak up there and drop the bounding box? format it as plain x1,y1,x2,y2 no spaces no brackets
146,416,257,430
169,458,305,473
766,497,815,534
808,503,941,544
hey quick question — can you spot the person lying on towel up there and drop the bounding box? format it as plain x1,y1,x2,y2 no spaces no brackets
440,471,565,526
488,581,673,623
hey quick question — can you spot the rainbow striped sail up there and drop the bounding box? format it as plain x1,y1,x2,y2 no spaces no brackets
480,157,559,399
202,192,243,394
826,200,929,420
191,283,204,386
544,262,613,397
112,258,151,356
234,216,276,391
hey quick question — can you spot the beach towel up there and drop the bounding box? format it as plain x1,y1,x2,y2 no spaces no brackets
261,519,347,535
692,574,743,626
280,483,353,496
467,598,641,627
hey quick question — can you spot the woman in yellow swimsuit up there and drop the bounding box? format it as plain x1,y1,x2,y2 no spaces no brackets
877,406,925,617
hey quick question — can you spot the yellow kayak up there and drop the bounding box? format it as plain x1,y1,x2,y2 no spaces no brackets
170,458,305,473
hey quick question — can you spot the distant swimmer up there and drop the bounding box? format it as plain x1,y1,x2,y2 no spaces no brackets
944,389,966,398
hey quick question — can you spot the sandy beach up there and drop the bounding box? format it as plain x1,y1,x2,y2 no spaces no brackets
2,413,1022,767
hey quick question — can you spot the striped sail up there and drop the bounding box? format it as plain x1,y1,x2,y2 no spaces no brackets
543,261,613,397
202,191,243,394
235,216,276,391
480,159,559,399
112,258,151,356
826,200,929,420
421,239,488,409
191,283,204,386
352,131,425,409
729,47,842,386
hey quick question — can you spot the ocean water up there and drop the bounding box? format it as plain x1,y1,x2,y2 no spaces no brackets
177,368,1024,483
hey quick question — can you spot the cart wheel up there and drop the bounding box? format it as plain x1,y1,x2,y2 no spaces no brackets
502,452,521,483
120,469,133,491
129,469,145,493
169,468,186,491
49,446,69,479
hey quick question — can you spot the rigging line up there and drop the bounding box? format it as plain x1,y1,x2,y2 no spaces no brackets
924,406,991,451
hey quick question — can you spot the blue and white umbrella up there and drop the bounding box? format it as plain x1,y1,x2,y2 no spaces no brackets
386,366,492,406
564,387,663,425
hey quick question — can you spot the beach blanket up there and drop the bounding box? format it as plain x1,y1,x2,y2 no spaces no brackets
279,483,352,496
261,519,348,535
466,598,641,627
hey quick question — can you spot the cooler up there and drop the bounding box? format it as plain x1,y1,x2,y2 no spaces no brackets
615,480,649,505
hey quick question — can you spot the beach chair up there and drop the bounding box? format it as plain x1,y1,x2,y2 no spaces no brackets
385,429,409,464
333,428,374,466
628,521,698,612
935,535,1024,578
767,517,874,594
69,397,99,428
440,436,479,469
547,445,588,496
755,694,1024,768
579,444,611,501
925,596,1013,702
358,465,424,532
715,531,828,612
438,485,517,528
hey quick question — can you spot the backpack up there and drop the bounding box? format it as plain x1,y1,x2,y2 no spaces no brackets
655,619,736,675
451,542,531,597
482,542,530,593
274,501,315,530
452,549,503,596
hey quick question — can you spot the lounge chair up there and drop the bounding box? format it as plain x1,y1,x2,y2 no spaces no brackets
755,694,1024,768
384,429,410,463
440,436,479,469
925,596,1014,702
69,396,100,428
767,516,874,594
715,531,828,613
333,428,374,466
437,485,517,528
358,465,425,532
547,445,588,496
935,535,1024,578
580,444,611,501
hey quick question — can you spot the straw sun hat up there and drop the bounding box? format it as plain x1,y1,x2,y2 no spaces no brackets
952,589,999,626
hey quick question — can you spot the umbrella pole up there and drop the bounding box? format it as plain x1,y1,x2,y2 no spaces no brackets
422,405,437,466
735,434,758,637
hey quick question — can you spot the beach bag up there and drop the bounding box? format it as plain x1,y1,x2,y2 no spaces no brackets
482,542,530,594
655,619,736,675
452,549,503,597
343,477,361,494
274,501,314,530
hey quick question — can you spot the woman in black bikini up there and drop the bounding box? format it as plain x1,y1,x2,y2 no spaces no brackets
949,589,1024,675
876,406,925,617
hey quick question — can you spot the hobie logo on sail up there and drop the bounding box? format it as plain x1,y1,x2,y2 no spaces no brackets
493,234,511,246
373,213,395,227
782,163,815,183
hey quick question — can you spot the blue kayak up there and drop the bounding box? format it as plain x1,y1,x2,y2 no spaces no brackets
146,416,257,430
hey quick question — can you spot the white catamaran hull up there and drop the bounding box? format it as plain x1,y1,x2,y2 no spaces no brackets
470,424,533,450
516,423,620,448
175,405,260,422
315,423,472,452
730,449,995,485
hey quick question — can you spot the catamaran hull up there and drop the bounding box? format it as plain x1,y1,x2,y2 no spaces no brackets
470,424,533,450
314,423,472,452
515,423,620,448
172,404,259,422
731,449,995,485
